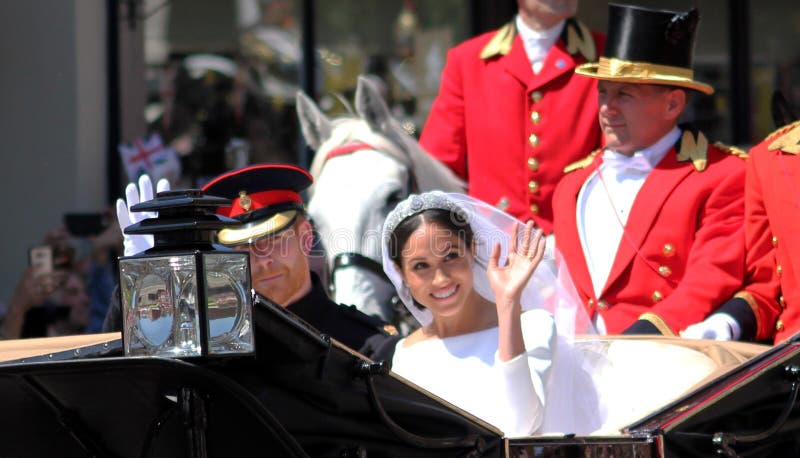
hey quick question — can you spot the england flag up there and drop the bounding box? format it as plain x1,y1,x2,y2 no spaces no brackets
118,133,181,184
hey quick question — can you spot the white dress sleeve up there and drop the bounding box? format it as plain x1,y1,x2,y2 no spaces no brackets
494,309,556,437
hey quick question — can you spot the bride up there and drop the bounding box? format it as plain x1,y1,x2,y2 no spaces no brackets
379,191,603,436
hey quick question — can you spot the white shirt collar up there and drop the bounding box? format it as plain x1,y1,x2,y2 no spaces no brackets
516,15,564,72
602,126,682,173
516,15,564,45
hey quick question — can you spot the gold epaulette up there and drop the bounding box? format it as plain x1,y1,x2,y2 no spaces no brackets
564,19,596,62
767,120,800,154
563,149,600,173
480,21,515,59
713,141,749,160
676,130,709,172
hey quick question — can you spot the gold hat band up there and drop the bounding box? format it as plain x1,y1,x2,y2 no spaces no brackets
598,57,694,81
575,56,714,94
217,210,298,246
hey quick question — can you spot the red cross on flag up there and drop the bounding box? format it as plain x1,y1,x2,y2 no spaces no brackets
118,133,181,184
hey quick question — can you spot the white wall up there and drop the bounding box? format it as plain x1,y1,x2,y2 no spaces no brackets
0,1,107,301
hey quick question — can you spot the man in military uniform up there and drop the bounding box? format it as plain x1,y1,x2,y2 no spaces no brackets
108,165,394,353
684,121,800,343
552,4,747,335
419,0,604,234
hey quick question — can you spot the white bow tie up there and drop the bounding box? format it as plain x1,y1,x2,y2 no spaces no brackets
602,152,653,174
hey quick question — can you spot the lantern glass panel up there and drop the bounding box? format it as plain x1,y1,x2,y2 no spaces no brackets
203,253,253,355
120,254,202,357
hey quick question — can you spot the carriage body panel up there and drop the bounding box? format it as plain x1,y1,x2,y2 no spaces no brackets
1,303,796,457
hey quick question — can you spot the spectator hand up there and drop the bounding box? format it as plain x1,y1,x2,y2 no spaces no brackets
12,267,64,310
115,174,170,256
681,313,741,341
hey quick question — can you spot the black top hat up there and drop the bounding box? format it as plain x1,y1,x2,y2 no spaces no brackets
201,164,312,245
576,3,713,94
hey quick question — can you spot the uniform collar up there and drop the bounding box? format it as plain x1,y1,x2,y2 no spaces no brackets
480,17,596,62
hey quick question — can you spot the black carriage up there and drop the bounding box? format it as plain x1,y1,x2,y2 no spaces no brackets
0,291,797,458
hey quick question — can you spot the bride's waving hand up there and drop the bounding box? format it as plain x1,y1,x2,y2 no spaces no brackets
487,221,546,362
487,221,546,305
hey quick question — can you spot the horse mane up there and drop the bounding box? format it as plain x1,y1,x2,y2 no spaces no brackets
308,116,465,197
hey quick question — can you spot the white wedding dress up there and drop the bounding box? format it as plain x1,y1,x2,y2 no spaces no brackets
391,309,555,437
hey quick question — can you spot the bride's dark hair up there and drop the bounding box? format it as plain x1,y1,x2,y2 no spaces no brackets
386,208,474,268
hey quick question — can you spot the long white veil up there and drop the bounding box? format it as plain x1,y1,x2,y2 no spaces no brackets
381,191,607,435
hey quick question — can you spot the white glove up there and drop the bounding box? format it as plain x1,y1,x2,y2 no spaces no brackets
115,174,171,256
681,313,741,341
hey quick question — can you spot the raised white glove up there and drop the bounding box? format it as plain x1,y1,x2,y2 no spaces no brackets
115,174,170,256
681,313,741,341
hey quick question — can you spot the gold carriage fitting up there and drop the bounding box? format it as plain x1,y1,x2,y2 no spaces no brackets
575,3,714,95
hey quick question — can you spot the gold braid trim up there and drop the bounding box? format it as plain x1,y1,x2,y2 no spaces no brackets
765,120,800,144
734,290,760,328
638,312,676,336
767,121,800,154
565,20,596,61
563,149,600,173
480,22,516,59
676,130,709,172
713,142,748,160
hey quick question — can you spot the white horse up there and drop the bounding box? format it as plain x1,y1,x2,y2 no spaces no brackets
298,75,465,331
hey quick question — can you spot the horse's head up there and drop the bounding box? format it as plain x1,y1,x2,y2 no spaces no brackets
298,76,464,327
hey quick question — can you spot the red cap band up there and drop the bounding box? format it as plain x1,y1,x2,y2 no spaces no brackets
217,189,302,218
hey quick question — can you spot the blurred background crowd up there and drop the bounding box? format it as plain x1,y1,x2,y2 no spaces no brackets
1,0,798,339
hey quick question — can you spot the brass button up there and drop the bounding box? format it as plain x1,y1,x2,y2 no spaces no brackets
777,265,783,277
528,180,540,194
662,244,675,257
530,111,541,124
772,236,778,247
776,320,785,332
588,298,595,308
597,300,609,311
528,133,539,147
527,157,540,171
530,204,539,214
779,296,787,309
531,91,543,103
658,265,672,277
652,290,664,303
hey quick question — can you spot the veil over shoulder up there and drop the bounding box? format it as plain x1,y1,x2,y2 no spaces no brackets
381,191,609,435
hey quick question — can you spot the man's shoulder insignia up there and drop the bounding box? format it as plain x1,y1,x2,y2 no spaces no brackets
767,120,800,155
676,130,709,172
563,19,596,61
713,141,748,160
480,21,516,59
563,149,600,173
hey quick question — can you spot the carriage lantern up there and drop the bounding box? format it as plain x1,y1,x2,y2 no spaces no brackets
118,189,254,358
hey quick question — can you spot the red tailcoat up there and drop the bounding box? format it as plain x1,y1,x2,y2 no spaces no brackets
740,122,800,342
552,136,746,334
420,18,604,234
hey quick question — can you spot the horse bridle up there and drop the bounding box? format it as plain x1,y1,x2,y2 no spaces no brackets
323,139,420,194
329,252,389,293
